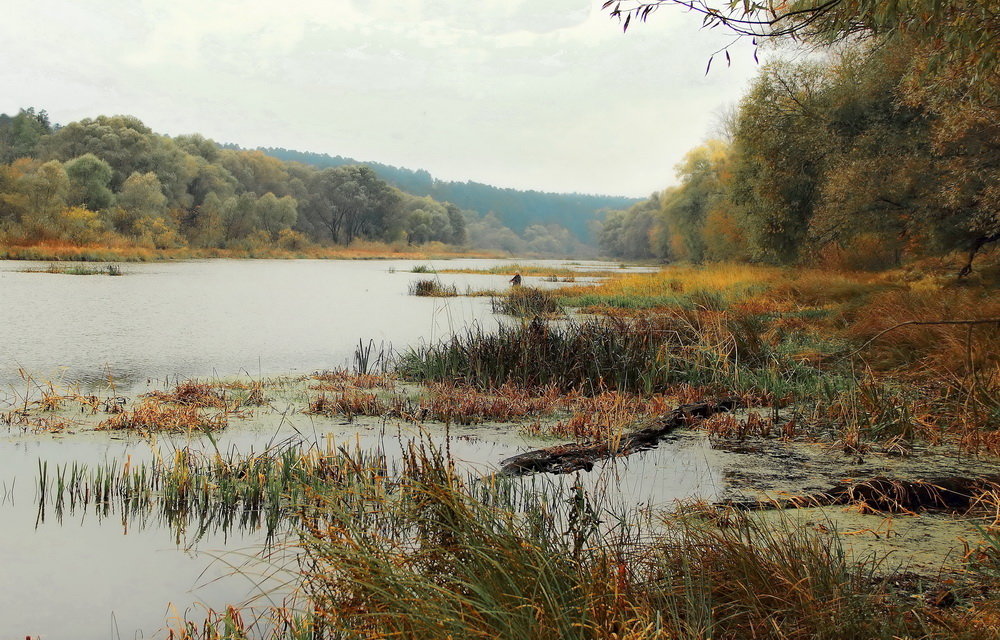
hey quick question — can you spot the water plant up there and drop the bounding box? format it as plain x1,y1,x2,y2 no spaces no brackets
397,317,678,394
408,278,458,297
491,286,562,317
21,262,123,276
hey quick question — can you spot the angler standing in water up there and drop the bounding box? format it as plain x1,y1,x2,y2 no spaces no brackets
509,273,521,286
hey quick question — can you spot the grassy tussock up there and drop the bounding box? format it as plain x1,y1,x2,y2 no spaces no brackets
146,381,230,409
306,382,564,425
420,382,564,424
310,370,395,391
307,390,397,420
398,317,683,395
524,391,674,441
150,379,268,409
408,278,459,296
491,286,562,316
97,398,228,434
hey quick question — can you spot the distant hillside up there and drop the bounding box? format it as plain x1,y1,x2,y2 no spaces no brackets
258,147,640,242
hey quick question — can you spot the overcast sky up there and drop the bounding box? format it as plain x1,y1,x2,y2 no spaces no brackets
1,0,763,197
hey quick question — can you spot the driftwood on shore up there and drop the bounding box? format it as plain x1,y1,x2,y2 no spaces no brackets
499,398,740,476
719,475,1000,514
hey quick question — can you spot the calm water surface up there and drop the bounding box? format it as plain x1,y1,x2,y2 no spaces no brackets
0,258,588,390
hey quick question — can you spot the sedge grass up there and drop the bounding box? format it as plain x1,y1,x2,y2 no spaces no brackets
292,443,955,640
20,262,124,276
491,286,563,317
408,278,459,297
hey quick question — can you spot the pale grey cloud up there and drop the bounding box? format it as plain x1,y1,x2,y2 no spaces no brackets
0,0,762,196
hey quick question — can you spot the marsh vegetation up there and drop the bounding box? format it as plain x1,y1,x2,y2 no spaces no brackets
2,257,999,639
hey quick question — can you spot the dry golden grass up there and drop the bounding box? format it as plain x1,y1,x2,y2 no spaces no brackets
311,370,396,391
422,382,564,424
558,262,779,301
702,411,798,441
308,391,389,419
845,287,1000,376
97,398,228,434
560,262,893,311
0,409,74,432
146,381,229,409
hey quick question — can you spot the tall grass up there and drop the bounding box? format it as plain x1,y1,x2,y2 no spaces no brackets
35,438,394,540
45,436,995,640
408,278,458,296
21,262,123,275
398,317,680,394
295,443,936,640
491,286,562,316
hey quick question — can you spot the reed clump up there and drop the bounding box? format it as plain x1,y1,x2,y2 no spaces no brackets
399,317,687,394
408,279,458,297
491,286,562,317
36,439,394,540
21,262,124,276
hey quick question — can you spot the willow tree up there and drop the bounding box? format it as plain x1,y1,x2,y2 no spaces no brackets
607,0,999,273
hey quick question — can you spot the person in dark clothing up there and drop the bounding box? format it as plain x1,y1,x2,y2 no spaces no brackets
509,273,521,286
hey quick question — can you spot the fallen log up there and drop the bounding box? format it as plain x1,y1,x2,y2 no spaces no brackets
499,398,740,476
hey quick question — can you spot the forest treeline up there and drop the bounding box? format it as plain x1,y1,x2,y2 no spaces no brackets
599,5,999,274
0,112,595,256
259,147,638,242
